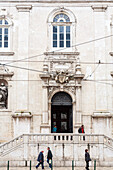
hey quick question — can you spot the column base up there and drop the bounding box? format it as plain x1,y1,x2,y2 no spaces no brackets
74,124,82,133
40,124,50,133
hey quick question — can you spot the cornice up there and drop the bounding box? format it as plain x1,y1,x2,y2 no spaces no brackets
44,52,80,56
16,5,32,12
0,52,14,56
0,0,113,3
91,5,108,12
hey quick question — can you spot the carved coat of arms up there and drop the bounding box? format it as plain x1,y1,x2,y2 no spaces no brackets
55,71,69,84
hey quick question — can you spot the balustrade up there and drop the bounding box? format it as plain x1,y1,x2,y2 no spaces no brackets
0,134,113,157
104,135,113,148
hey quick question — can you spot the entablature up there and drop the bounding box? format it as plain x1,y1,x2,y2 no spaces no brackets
44,52,79,60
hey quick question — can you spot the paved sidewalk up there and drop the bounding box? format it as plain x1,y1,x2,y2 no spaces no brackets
1,167,113,170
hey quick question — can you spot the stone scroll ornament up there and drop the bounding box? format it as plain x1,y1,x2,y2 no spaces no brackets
0,83,8,109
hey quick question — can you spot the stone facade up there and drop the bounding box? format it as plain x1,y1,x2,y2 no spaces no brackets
0,0,112,143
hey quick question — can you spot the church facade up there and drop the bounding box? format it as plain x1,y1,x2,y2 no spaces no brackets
0,0,113,144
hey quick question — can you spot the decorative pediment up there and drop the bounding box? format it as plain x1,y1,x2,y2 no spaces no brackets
40,52,84,88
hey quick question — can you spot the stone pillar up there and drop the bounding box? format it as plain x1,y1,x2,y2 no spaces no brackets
74,58,84,132
42,86,48,124
23,135,28,160
98,135,104,161
110,20,113,52
16,5,32,110
40,61,50,133
92,5,107,110
75,85,82,131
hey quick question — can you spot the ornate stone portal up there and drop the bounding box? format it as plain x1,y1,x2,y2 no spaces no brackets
40,52,84,133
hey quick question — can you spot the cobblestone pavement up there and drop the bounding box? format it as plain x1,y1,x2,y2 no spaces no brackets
1,167,113,170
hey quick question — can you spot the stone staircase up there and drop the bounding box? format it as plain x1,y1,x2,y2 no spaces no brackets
0,134,113,167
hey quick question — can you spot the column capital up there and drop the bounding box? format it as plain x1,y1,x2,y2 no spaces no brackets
91,5,107,12
16,5,32,12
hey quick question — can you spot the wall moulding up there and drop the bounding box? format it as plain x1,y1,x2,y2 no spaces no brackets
91,5,108,12
16,5,32,12
0,52,14,56
44,52,80,60
111,71,113,77
109,52,113,56
12,111,32,118
92,111,112,118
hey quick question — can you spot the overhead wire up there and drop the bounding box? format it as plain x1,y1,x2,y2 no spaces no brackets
0,34,112,85
3,34,113,65
0,63,46,73
0,60,113,64
83,79,113,86
83,60,101,80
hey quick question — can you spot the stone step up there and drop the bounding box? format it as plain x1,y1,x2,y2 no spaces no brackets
0,167,112,170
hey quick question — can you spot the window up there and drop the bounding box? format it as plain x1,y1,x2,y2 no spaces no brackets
53,13,71,48
0,19,9,49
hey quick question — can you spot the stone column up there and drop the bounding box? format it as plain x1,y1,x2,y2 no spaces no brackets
42,86,48,124
74,58,84,132
75,84,82,131
40,61,50,133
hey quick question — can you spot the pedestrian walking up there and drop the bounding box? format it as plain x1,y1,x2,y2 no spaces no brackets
47,147,53,168
78,125,85,140
36,151,44,169
85,149,91,170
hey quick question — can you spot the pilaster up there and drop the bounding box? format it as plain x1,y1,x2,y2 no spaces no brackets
16,5,32,110
93,5,107,110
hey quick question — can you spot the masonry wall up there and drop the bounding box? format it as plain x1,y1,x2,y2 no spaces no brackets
0,0,112,142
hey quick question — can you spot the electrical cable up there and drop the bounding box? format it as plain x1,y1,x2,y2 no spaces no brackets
83,79,113,86
4,34,113,65
0,60,113,65
83,60,101,80
0,63,46,73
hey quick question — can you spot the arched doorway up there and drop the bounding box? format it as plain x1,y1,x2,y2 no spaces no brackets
51,92,73,133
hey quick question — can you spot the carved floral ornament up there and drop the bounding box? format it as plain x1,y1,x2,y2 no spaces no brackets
48,86,76,99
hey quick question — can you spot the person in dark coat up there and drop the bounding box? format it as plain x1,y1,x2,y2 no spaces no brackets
47,147,53,168
36,151,44,169
85,149,91,170
78,125,85,140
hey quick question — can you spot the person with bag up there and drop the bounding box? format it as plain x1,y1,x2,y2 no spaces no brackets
78,125,85,140
47,147,53,168
36,151,44,169
85,149,91,170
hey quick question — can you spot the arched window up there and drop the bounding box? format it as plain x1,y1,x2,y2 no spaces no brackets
0,19,10,49
53,13,71,48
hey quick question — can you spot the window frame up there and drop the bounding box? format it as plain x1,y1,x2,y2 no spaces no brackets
47,8,76,52
52,14,72,49
0,17,12,52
